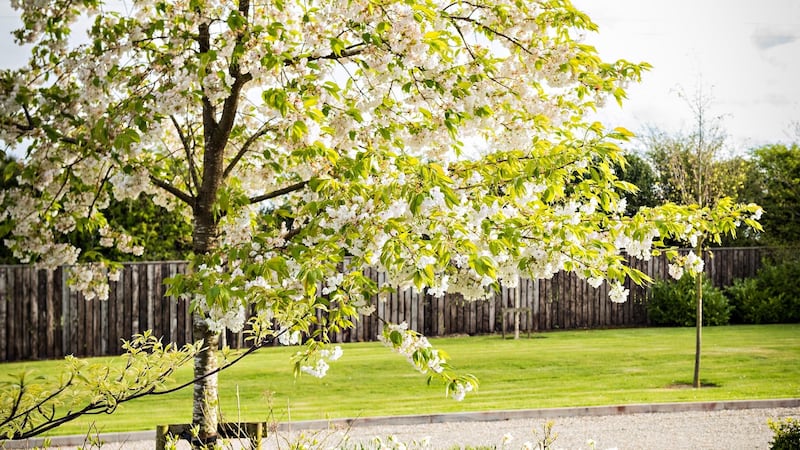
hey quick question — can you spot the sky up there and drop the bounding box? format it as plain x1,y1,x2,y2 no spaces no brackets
2,1,800,154
572,0,800,153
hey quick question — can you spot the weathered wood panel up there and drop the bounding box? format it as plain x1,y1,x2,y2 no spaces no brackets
0,248,775,361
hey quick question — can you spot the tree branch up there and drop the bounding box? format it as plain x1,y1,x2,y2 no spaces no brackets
222,121,276,179
305,43,367,63
249,180,308,205
170,115,200,194
149,175,195,206
214,73,253,151
197,21,218,146
86,165,113,219
4,327,298,440
447,14,536,58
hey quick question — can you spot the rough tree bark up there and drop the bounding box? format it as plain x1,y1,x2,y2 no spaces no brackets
190,213,222,444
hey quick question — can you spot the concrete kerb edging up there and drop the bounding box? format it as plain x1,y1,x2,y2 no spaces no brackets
5,398,800,448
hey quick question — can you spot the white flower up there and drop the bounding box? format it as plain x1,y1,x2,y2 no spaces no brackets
502,433,513,445
300,359,329,378
668,264,684,280
278,329,301,346
428,275,450,298
608,282,629,303
358,304,376,315
322,272,344,295
450,381,473,401
617,198,628,214
320,345,343,361
685,251,705,275
416,255,437,270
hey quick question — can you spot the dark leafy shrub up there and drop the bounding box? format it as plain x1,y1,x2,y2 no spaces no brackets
727,258,800,324
726,278,782,324
647,274,731,326
769,417,800,450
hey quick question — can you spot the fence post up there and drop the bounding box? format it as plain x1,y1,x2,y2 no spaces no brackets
155,424,168,450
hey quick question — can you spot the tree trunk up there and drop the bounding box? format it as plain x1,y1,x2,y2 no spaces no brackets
191,211,222,446
192,315,220,444
693,243,703,388
513,286,520,340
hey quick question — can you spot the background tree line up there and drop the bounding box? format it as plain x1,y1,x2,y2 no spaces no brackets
617,141,799,247
2,136,798,266
5,138,798,266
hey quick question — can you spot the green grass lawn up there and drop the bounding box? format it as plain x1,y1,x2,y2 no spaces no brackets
2,324,799,436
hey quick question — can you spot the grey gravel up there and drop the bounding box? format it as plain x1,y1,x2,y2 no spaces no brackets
49,407,799,450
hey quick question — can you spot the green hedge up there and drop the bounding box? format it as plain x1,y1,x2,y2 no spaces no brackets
647,274,731,326
727,258,800,324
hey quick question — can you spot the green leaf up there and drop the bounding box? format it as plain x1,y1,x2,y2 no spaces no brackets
290,120,308,140
329,37,345,56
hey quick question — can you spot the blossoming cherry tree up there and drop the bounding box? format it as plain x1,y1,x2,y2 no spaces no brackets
0,0,761,444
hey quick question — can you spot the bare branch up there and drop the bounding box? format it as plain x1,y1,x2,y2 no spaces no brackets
223,121,276,179
86,165,113,218
248,180,308,205
447,14,536,57
305,43,367,63
149,174,195,206
170,115,200,193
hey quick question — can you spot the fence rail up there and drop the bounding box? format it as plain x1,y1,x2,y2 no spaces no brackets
0,247,771,362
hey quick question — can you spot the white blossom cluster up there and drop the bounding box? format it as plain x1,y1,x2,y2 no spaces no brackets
667,251,705,281
378,322,475,401
378,322,446,375
204,304,247,334
299,345,343,378
278,328,302,346
67,263,113,301
449,380,475,402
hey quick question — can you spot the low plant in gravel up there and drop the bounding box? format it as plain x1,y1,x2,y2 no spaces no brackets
768,417,800,450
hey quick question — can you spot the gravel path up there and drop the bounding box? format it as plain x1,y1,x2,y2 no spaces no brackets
324,407,800,450
42,406,799,450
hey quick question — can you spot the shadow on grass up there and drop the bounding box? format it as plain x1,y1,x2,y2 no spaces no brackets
666,381,721,389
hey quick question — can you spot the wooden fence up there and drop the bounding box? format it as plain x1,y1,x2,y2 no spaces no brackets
0,247,772,362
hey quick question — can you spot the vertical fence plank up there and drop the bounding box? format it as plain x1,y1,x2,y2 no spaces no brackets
454,294,463,335
477,295,485,334
109,272,120,353
48,270,59,358
10,267,20,361
59,268,68,358
441,293,449,335
418,288,426,335
0,267,7,361
93,293,101,357
74,287,84,357
147,263,155,337
406,287,414,330
134,265,144,334
168,263,178,345
37,269,49,359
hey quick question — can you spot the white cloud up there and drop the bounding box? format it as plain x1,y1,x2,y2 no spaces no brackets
573,0,800,150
